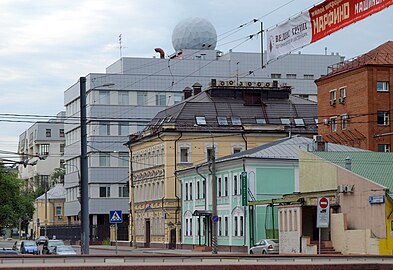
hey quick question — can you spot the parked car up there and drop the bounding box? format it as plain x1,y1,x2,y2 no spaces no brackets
0,248,19,255
35,236,49,245
53,245,77,255
42,239,65,255
12,241,22,252
20,240,39,255
250,239,279,254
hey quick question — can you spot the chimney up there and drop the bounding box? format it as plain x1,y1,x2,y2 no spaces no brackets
313,135,326,151
183,87,193,100
345,157,352,171
192,82,202,95
154,48,165,59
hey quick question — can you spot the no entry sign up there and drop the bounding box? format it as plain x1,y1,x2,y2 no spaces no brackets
317,197,330,228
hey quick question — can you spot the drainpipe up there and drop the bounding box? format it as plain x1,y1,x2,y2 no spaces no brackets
173,132,183,248
196,165,207,246
241,130,248,150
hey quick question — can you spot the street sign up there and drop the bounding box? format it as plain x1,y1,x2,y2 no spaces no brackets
316,197,330,228
241,172,247,206
211,215,219,223
109,210,123,223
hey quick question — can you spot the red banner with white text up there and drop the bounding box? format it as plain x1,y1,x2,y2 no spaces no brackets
310,0,393,42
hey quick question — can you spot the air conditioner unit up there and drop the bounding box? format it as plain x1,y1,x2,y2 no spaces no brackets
218,80,226,86
330,100,336,106
344,184,354,193
210,79,217,86
228,80,235,86
339,97,345,103
256,81,263,87
247,81,253,87
237,81,243,86
323,119,330,125
313,135,323,142
272,80,278,87
337,185,345,193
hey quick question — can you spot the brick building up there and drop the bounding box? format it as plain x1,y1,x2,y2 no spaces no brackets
316,41,393,152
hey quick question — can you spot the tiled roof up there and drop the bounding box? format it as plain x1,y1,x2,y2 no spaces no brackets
311,152,393,195
36,184,66,201
318,41,393,80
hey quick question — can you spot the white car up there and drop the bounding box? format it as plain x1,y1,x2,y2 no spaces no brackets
53,245,77,255
250,239,279,254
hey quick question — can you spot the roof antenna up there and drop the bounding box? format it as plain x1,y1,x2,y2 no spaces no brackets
119,34,123,59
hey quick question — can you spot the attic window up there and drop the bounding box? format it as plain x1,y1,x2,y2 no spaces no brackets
280,118,291,125
231,116,242,126
195,116,206,125
256,118,266,125
294,118,305,127
217,116,228,125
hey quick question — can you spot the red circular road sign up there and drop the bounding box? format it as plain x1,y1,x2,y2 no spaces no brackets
319,197,329,209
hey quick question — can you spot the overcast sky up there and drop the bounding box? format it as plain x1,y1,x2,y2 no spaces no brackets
0,0,392,154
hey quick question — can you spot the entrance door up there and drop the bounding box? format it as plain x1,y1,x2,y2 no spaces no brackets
169,228,176,249
145,219,150,248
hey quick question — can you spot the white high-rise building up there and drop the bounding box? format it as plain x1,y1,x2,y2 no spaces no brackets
63,18,343,242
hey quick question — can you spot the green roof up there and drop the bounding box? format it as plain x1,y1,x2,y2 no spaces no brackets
312,152,393,195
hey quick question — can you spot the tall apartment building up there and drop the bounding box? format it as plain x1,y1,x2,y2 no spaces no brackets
17,111,66,190
316,41,393,151
63,18,343,241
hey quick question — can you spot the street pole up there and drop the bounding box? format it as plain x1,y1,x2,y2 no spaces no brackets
211,146,218,254
80,76,89,254
128,147,137,249
44,178,48,237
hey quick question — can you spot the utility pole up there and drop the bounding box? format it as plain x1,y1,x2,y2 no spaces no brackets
80,77,89,254
44,178,48,237
211,145,218,254
128,147,137,249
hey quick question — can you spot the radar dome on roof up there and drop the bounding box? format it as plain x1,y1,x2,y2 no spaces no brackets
172,18,217,51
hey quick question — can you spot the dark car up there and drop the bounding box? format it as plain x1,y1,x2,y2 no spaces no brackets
0,248,19,255
42,239,65,255
20,240,39,255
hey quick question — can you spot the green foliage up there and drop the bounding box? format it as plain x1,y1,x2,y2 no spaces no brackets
0,165,35,231
51,167,65,184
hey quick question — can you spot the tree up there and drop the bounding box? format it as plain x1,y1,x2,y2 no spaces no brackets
0,165,35,234
51,167,65,184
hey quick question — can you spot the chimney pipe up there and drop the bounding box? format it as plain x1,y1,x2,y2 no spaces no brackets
183,87,193,100
154,48,165,59
192,82,202,95
345,157,352,171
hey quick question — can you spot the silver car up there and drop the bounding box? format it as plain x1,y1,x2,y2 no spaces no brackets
53,245,77,255
250,239,279,254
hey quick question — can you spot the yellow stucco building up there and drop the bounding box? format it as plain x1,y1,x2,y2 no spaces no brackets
125,82,318,248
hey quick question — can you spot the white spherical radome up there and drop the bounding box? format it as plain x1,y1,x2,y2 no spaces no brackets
172,18,217,51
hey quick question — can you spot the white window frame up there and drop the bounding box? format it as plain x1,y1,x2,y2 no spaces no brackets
99,153,110,167
329,90,337,105
377,81,389,92
378,144,391,152
330,117,337,132
179,147,190,163
99,122,111,136
99,90,110,105
341,114,348,130
118,91,129,105
377,111,390,126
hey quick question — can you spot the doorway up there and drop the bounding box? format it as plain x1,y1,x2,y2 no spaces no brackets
145,219,150,248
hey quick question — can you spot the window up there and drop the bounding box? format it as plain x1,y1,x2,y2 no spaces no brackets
180,147,189,163
234,216,238,236
202,180,206,199
224,177,228,197
271,73,281,79
218,177,222,197
197,181,200,199
286,74,296,79
137,92,147,105
339,87,346,98
99,122,110,136
377,111,390,125
378,144,391,152
233,147,242,154
377,81,389,92
55,206,62,216
119,153,129,167
256,118,266,125
218,217,222,236
99,91,110,104
189,183,193,200
118,122,129,136
99,186,110,198
330,117,337,132
185,183,189,200
240,216,244,236
329,90,337,105
304,74,314,80
155,94,166,106
118,185,129,197
118,91,129,105
99,153,110,167
224,217,228,236
206,147,214,161
174,95,183,104
46,129,51,137
234,175,238,195
60,144,65,154
231,116,242,126
294,118,305,127
195,116,206,125
341,114,348,130
217,116,228,125
280,118,291,125
39,144,50,155
59,129,64,137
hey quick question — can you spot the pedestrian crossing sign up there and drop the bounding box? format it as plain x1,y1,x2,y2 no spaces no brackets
109,210,123,223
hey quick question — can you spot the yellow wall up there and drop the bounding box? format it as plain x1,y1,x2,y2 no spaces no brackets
299,151,338,192
34,199,67,237
379,196,393,255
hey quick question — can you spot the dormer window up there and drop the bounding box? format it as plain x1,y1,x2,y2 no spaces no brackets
195,116,206,125
280,118,291,125
231,116,242,126
256,118,266,125
294,118,305,127
217,116,228,125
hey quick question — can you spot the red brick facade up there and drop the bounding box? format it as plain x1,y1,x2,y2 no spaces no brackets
316,42,393,152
